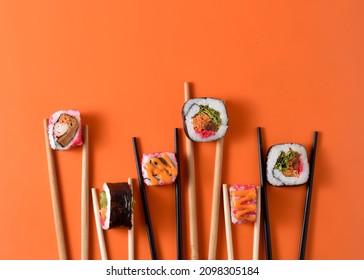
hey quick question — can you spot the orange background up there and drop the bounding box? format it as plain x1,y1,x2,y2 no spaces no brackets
1,1,363,260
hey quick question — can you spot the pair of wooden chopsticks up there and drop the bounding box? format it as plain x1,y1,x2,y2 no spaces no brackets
222,184,262,260
257,127,318,260
43,119,89,260
91,178,135,260
132,128,183,260
183,82,225,260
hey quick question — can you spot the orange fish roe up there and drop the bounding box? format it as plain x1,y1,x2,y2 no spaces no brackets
193,112,212,132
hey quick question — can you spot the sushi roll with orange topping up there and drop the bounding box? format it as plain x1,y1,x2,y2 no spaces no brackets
141,152,178,186
99,182,133,230
48,110,82,150
182,98,228,142
229,184,257,223
266,143,309,186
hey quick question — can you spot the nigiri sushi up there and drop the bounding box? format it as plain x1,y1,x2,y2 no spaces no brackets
99,182,133,230
48,110,82,150
229,184,257,223
266,143,309,186
182,98,228,142
141,152,178,186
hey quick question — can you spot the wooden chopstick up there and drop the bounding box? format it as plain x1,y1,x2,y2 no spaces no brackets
132,137,158,260
128,178,135,260
222,184,234,260
208,137,224,260
174,128,183,260
81,125,89,260
298,131,318,260
184,82,199,260
257,127,272,260
253,186,261,260
91,188,108,260
43,119,67,260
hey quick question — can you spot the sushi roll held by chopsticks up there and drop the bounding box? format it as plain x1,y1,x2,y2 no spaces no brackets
266,143,309,186
183,97,229,260
92,180,134,260
99,182,133,230
141,152,178,186
229,185,258,224
48,110,83,150
182,97,228,142
224,184,261,260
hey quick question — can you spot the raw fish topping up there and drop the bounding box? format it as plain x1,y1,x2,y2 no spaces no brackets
230,185,257,223
143,153,178,185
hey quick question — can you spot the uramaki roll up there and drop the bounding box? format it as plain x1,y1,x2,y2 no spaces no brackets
229,184,257,224
182,98,228,142
99,182,133,230
48,110,82,150
266,143,309,186
141,152,178,186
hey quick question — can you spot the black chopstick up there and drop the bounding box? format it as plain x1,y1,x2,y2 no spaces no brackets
132,137,158,260
174,128,183,260
298,131,318,260
257,127,272,260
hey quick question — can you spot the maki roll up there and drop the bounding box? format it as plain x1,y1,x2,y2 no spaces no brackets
48,110,82,150
182,98,228,142
99,182,133,230
266,143,309,186
229,184,257,223
141,152,178,186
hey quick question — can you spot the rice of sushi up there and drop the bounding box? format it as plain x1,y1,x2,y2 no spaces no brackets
266,143,309,186
100,182,133,230
182,97,228,142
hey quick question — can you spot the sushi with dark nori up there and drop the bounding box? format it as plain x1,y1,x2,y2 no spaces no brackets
229,184,257,224
48,109,82,150
182,97,228,142
141,152,178,186
266,143,309,186
99,182,133,230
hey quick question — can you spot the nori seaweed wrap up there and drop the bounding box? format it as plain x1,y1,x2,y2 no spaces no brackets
99,182,133,230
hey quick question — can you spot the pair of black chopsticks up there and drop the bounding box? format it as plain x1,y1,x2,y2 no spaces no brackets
132,128,183,260
257,127,318,260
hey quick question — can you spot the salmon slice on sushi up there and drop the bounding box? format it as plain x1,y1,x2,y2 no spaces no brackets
99,182,133,230
229,184,257,224
48,110,83,150
141,152,178,186
182,98,228,142
266,143,309,186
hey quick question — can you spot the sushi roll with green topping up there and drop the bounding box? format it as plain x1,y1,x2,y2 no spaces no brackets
266,143,309,186
182,98,228,142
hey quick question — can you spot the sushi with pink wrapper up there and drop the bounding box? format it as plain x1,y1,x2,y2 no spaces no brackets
266,143,309,186
229,184,257,224
48,110,83,150
141,152,178,186
182,97,228,142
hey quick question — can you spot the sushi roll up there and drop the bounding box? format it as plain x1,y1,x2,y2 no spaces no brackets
48,110,82,150
182,97,228,142
99,182,133,230
229,184,257,223
141,152,178,186
266,143,309,186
